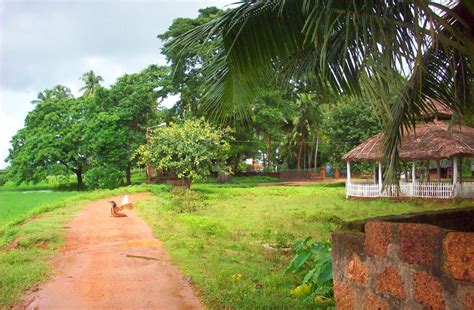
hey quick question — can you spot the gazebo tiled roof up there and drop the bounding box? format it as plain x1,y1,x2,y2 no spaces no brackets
342,121,474,162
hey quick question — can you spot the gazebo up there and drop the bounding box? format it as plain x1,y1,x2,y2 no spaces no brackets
342,121,474,199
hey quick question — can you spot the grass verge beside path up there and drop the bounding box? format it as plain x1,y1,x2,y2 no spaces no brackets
0,184,160,308
136,183,470,308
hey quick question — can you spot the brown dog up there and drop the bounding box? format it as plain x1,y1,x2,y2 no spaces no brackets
109,201,127,217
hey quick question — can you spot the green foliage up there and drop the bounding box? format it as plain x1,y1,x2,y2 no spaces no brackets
7,97,89,188
158,7,223,117
79,70,103,97
0,171,5,186
84,166,124,189
136,119,231,186
286,238,334,306
323,96,381,169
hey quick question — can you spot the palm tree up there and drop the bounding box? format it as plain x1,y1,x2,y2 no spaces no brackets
290,94,321,171
79,70,103,97
31,85,72,104
171,0,473,182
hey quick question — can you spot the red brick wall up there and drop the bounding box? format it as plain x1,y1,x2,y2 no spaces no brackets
332,222,474,309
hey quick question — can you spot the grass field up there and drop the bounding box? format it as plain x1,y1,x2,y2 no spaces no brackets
0,191,78,226
136,182,470,308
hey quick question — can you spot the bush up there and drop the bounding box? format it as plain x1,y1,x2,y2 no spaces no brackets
85,166,124,189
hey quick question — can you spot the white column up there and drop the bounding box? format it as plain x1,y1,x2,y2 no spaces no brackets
346,161,351,198
378,161,383,194
412,161,416,196
453,156,459,198
346,161,351,185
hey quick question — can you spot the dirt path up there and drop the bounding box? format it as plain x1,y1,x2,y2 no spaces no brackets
19,193,203,310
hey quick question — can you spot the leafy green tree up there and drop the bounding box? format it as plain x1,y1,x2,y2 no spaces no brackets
135,119,230,188
323,97,381,169
158,7,223,117
80,65,169,185
7,97,89,188
79,70,104,97
253,91,289,168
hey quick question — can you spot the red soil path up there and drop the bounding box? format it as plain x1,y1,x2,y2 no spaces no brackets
18,193,203,310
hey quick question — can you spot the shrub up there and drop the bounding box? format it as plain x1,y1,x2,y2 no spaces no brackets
85,166,124,189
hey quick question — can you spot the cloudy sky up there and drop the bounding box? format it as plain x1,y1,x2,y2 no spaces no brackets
0,0,234,169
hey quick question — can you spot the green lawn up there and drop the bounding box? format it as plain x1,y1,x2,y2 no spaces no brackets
0,191,78,226
0,180,469,308
135,182,469,309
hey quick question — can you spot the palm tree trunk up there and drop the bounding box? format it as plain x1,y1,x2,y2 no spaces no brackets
314,134,319,169
296,136,304,171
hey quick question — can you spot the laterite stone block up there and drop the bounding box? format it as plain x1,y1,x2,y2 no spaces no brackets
347,254,368,284
333,281,354,310
398,223,442,265
376,265,405,299
443,232,474,282
365,221,393,257
364,294,389,310
463,292,474,309
413,271,445,310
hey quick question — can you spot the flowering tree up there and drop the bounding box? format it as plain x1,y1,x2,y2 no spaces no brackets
136,119,231,187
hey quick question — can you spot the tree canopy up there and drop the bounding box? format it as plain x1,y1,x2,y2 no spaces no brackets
135,119,230,187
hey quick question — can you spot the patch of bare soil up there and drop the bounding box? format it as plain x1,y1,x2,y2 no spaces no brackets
17,193,203,310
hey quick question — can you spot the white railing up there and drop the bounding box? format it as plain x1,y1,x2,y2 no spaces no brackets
346,182,458,199
346,183,380,197
413,182,453,199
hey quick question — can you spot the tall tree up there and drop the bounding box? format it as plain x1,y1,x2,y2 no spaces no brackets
88,65,170,184
7,97,89,188
80,70,104,97
158,7,224,118
323,96,381,169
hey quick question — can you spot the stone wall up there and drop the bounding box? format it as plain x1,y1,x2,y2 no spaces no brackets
332,221,474,309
